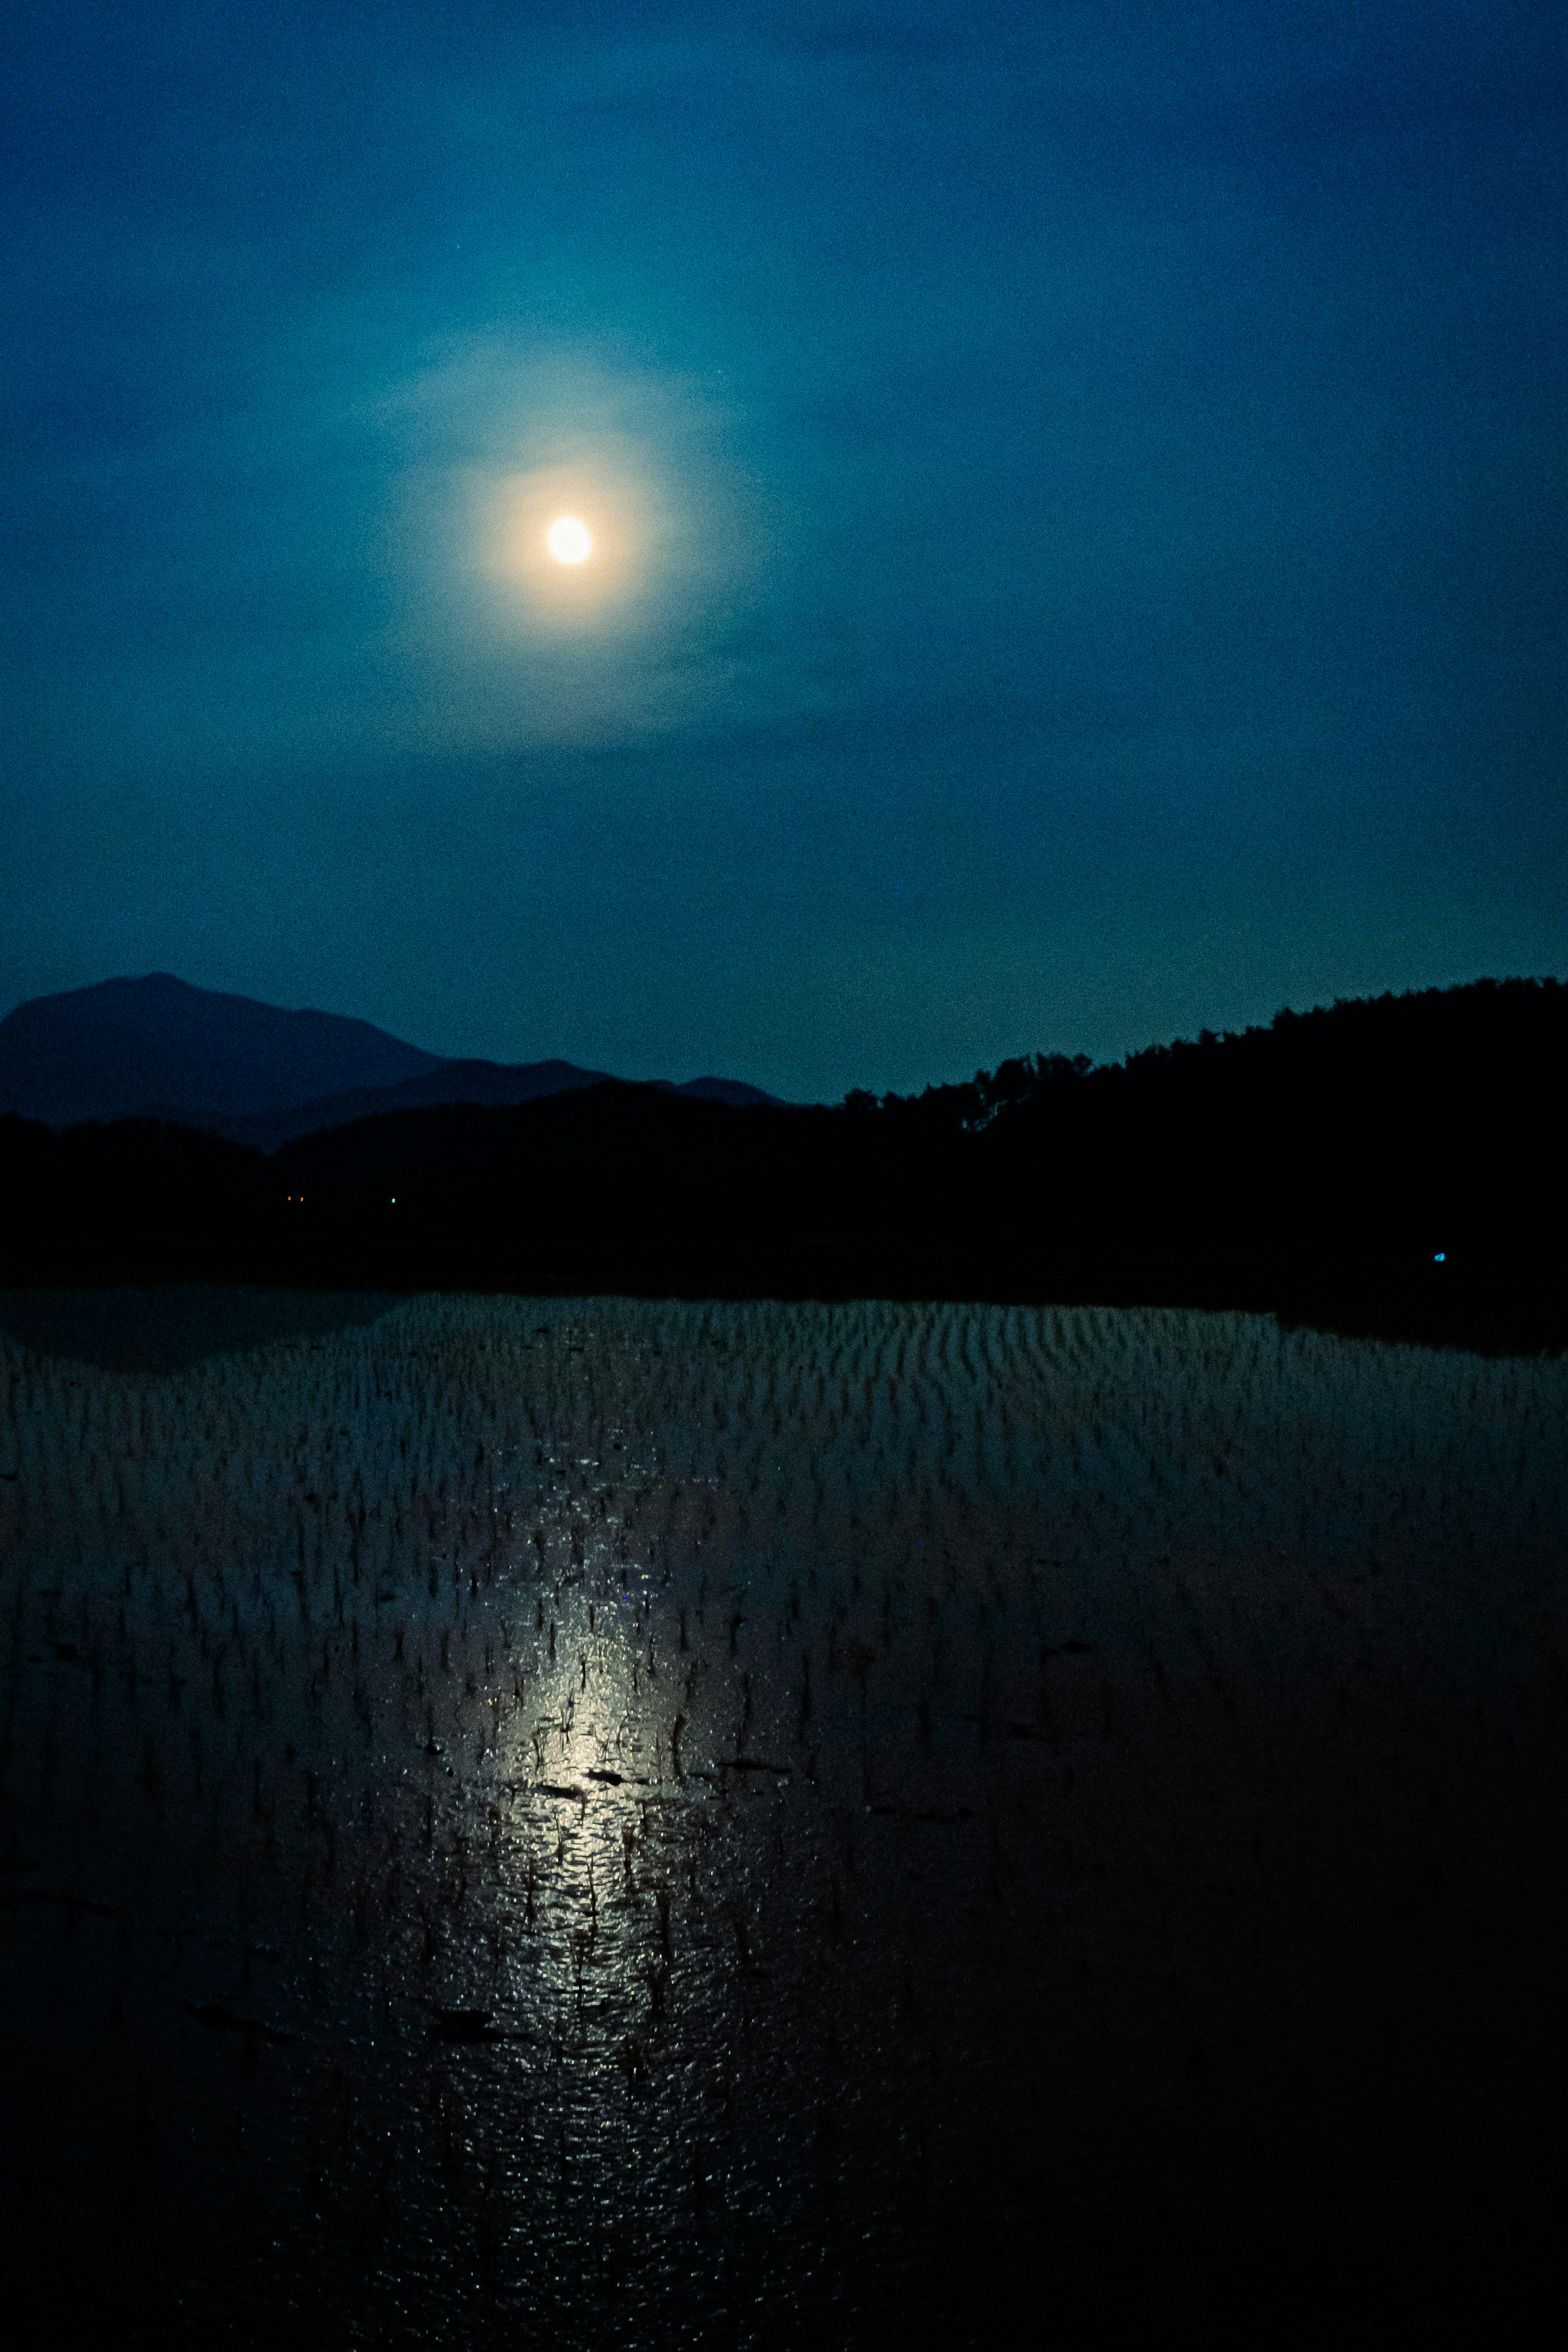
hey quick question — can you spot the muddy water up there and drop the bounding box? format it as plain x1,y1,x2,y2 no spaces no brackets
2,1293,1565,2345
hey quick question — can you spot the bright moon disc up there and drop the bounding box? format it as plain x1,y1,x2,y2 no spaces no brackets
547,515,592,565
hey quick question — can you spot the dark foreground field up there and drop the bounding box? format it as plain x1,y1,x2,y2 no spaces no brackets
2,1290,1565,2348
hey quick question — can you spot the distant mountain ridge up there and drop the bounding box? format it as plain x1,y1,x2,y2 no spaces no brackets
0,974,785,1143
0,973,445,1127
3,977,1565,1359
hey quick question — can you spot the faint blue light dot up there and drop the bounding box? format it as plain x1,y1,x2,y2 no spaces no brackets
1434,1251,1446,1263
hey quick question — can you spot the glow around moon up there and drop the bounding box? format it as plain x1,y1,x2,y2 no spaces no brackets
484,461,650,627
546,515,592,564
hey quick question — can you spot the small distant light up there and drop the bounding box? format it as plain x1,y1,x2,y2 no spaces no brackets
1434,1251,1446,1263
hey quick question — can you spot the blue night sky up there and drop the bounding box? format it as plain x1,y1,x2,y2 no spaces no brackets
4,1,1564,1100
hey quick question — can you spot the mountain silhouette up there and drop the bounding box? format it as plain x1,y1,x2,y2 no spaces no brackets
216,1058,620,1150
0,974,445,1127
665,1076,781,1108
0,974,786,1139
1,975,1562,1351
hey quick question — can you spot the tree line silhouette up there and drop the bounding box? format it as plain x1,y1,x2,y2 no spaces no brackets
2,978,1562,1344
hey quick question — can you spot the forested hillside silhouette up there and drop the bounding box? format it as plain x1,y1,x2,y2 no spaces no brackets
2,978,1562,1347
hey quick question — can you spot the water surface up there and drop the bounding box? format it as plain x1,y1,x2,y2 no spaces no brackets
3,1292,1565,2344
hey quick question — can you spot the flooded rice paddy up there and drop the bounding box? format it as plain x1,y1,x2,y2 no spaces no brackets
2,1290,1566,2346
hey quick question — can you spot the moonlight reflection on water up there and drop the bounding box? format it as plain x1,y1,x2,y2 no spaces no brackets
2,1293,1565,2344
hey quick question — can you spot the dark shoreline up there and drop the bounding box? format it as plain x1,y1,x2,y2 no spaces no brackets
3,1214,1564,1357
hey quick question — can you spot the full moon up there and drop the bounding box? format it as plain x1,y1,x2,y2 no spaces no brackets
546,515,592,564
483,466,643,620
